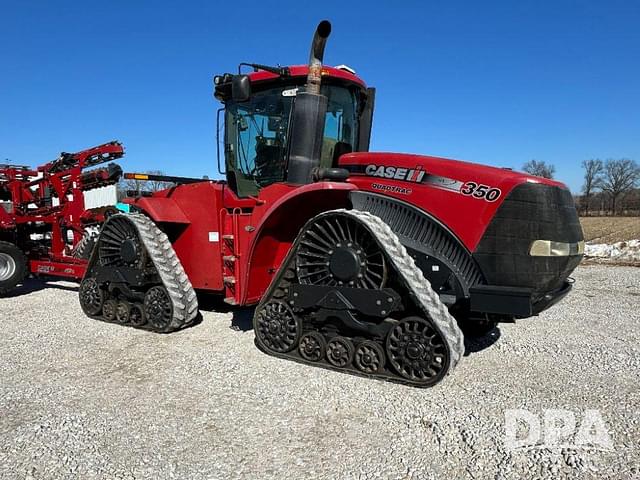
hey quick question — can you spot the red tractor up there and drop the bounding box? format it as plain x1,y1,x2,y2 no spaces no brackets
79,22,583,387
0,142,124,295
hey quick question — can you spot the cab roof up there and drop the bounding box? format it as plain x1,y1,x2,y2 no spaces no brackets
246,65,366,89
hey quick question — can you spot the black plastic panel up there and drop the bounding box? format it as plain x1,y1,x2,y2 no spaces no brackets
350,191,485,298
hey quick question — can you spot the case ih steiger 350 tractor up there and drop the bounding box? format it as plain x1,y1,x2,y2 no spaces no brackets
79,21,584,388
0,142,124,295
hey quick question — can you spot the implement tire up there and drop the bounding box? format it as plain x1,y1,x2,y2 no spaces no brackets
0,241,28,296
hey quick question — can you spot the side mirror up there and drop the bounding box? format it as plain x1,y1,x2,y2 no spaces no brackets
231,75,251,102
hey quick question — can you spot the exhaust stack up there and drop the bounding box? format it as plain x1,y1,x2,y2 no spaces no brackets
306,20,332,95
286,20,332,185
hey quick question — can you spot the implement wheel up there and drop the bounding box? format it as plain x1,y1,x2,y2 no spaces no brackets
0,241,27,296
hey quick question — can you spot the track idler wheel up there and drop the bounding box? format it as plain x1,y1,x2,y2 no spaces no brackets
354,341,386,374
78,278,105,316
102,299,118,322
255,300,301,353
298,332,326,362
386,317,448,386
144,286,173,331
326,336,354,368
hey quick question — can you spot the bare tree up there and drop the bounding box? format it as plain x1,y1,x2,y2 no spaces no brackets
522,160,555,179
581,159,604,215
601,159,640,215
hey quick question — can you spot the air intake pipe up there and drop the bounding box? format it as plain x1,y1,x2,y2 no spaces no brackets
286,20,331,185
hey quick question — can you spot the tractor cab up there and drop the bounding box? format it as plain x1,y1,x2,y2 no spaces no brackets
214,65,374,198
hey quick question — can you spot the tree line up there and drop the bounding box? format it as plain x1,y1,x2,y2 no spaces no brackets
522,159,640,216
116,170,176,201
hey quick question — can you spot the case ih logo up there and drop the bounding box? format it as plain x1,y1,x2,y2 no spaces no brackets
365,164,426,183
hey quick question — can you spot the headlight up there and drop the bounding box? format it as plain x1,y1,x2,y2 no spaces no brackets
529,240,584,257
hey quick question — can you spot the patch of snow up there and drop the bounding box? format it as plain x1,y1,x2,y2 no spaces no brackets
585,239,640,261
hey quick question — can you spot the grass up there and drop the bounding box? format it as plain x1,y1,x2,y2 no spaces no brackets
580,217,640,244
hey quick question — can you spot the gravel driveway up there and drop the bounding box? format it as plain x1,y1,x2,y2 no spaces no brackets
1,266,638,479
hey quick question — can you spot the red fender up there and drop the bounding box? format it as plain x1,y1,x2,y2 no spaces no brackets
241,182,356,304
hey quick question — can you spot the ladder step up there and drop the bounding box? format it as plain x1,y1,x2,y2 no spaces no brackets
223,297,237,305
222,234,234,241
223,255,237,262
223,276,236,285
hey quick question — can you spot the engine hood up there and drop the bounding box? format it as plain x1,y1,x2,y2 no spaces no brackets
339,151,570,251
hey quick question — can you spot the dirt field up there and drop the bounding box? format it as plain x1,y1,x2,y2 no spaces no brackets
580,217,640,243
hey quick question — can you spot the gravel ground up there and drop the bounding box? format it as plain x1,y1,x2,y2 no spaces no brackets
1,265,639,480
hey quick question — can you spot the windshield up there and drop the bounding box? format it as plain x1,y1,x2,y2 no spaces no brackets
225,84,359,197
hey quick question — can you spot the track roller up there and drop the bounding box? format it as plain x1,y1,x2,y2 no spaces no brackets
115,301,131,324
298,332,326,362
102,299,118,322
326,336,354,368
354,341,385,374
129,303,146,327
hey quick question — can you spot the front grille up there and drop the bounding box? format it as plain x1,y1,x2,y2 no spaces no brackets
473,183,583,294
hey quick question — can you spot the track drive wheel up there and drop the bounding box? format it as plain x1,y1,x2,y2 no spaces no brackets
0,241,28,296
78,278,105,315
97,216,147,269
296,214,387,288
144,286,174,331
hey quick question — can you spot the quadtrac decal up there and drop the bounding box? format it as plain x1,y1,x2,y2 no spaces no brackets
344,164,502,202
371,183,412,195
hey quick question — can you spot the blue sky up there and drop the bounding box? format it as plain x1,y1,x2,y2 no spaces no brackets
1,0,638,192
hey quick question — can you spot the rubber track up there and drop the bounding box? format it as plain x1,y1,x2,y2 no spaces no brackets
103,213,198,330
338,209,465,371
72,228,98,260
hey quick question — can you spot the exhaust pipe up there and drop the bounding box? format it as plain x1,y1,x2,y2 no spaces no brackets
286,21,332,185
306,20,332,95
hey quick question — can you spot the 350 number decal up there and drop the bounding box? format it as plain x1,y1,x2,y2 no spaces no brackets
460,181,501,202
